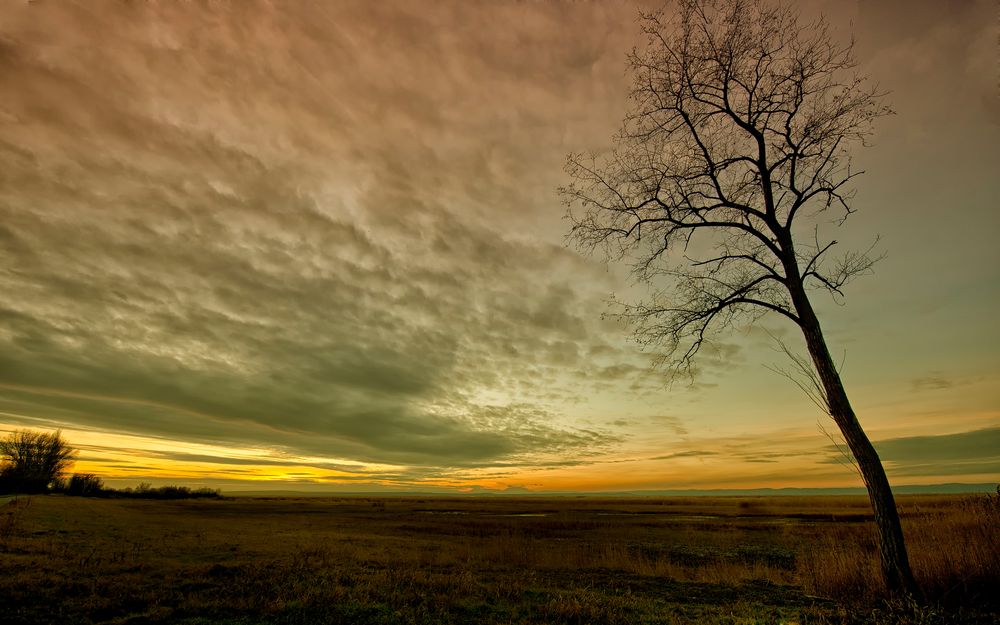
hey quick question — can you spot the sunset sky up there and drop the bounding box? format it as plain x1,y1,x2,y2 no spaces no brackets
1,0,997,493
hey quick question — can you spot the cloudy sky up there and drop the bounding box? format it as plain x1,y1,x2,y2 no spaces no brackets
1,0,997,493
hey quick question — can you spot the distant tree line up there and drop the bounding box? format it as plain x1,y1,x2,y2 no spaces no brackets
51,474,222,500
0,429,221,500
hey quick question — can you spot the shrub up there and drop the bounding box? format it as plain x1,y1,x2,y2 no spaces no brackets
66,473,105,497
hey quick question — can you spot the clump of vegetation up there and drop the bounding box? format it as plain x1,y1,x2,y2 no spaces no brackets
112,482,223,500
50,477,222,499
62,472,105,497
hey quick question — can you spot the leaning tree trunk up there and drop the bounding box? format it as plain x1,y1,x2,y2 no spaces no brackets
788,283,919,598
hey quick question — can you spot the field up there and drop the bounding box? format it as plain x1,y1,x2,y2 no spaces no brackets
1,494,997,625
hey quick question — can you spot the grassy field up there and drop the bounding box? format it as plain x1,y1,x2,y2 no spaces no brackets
1,493,996,624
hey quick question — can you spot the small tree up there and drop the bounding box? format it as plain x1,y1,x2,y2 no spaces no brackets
562,0,916,596
0,430,76,494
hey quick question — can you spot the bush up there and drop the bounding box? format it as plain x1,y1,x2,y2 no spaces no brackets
65,474,105,497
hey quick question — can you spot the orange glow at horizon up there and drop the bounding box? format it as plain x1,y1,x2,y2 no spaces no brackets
36,411,996,493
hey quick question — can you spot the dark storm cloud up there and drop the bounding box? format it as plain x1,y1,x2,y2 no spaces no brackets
876,428,1000,471
0,0,644,474
821,427,1000,476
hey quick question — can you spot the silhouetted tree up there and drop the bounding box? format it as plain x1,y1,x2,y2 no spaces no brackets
0,429,76,494
562,0,916,596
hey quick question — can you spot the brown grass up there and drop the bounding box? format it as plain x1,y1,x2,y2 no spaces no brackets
798,494,1000,606
0,493,995,624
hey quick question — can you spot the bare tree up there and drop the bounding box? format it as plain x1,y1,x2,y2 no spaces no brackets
0,429,76,494
562,0,917,596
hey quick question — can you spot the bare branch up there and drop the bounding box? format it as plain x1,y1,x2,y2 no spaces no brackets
561,0,889,377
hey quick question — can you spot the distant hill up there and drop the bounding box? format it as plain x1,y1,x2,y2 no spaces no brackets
224,482,997,498
597,483,998,497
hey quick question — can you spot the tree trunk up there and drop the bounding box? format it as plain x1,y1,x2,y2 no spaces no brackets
788,284,919,598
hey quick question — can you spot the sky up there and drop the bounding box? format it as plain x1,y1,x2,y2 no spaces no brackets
0,0,997,494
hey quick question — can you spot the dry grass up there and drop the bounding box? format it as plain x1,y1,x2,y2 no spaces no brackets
0,495,30,544
0,493,995,624
798,494,1000,607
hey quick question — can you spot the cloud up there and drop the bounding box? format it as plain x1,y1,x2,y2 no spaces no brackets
910,374,954,391
877,427,1000,463
649,450,718,461
646,415,689,436
0,0,649,479
822,427,1000,477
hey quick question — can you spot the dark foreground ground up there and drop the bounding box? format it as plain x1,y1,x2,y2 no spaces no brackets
1,494,996,624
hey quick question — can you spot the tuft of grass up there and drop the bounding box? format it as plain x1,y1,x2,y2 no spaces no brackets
0,496,30,545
